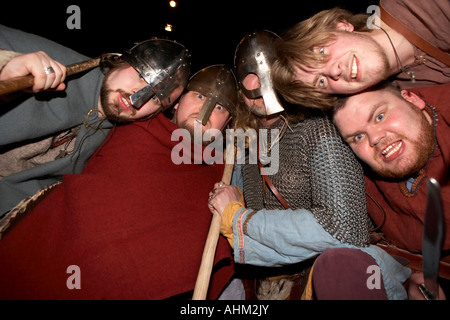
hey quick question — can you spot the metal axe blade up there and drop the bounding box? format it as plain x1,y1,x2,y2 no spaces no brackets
421,178,444,300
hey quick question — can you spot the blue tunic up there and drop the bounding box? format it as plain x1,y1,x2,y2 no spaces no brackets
0,25,112,215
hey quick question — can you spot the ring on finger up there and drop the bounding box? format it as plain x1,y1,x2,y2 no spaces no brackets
44,66,55,75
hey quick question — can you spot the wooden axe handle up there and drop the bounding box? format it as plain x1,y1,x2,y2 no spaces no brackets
0,56,102,96
192,162,234,300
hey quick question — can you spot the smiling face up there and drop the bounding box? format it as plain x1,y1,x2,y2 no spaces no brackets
99,64,163,122
333,87,435,179
293,30,390,95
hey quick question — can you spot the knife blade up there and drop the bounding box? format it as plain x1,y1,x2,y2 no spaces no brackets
421,177,444,300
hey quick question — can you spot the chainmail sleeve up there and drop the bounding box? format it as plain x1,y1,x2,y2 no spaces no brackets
307,116,371,247
242,114,371,247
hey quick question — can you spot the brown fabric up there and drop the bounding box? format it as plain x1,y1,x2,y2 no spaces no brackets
380,2,450,66
379,0,450,88
376,242,450,280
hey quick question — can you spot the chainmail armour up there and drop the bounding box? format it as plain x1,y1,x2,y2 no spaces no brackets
242,115,371,247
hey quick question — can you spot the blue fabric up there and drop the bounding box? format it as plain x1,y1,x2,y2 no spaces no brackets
230,167,411,300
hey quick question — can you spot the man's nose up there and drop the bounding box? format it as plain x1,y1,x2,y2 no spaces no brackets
327,61,343,80
367,127,384,147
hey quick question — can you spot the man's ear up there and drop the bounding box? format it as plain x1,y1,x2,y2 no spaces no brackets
335,21,354,32
401,90,426,109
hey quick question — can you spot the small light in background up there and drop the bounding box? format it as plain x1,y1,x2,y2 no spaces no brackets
165,24,173,32
169,1,177,8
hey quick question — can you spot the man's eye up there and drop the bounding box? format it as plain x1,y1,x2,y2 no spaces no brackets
313,47,325,55
151,95,161,104
318,76,326,88
215,104,223,111
197,93,205,100
376,113,384,121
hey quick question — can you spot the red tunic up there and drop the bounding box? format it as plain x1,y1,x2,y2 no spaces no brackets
0,113,233,299
365,83,450,263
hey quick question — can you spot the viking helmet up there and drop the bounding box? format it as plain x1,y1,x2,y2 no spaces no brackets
186,65,239,125
121,38,190,110
234,30,284,115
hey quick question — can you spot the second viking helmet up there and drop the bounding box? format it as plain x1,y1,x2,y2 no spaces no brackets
234,30,284,115
121,38,191,110
186,65,239,125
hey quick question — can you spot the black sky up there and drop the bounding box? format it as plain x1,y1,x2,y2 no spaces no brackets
1,0,377,72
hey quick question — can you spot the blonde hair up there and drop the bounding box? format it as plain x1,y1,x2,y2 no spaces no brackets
272,7,370,110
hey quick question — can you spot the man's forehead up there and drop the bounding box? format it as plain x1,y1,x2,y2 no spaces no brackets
293,63,322,83
335,94,370,121
294,63,320,74
336,91,392,124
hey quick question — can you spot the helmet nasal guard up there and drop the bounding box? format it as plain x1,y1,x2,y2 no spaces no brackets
121,39,191,110
186,65,239,126
234,30,284,115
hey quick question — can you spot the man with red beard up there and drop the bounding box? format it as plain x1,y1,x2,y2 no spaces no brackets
332,82,450,298
0,65,241,299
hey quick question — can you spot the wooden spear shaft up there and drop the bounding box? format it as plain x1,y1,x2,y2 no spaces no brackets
0,56,102,96
192,161,235,300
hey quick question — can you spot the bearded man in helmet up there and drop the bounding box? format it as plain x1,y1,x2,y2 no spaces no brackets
0,24,190,217
0,64,244,300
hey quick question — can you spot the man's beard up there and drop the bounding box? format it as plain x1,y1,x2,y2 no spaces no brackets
350,31,391,88
99,75,136,123
248,100,267,117
374,108,435,179
177,119,213,146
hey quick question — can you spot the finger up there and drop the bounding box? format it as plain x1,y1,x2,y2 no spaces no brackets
49,61,66,89
42,61,66,91
31,52,66,91
29,52,53,91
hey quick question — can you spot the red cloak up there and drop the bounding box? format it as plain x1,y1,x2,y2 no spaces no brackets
0,113,234,299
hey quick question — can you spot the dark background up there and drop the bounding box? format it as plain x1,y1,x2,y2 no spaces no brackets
1,0,376,73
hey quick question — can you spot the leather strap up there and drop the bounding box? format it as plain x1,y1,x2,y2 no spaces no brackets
379,3,450,67
377,242,450,280
258,160,290,209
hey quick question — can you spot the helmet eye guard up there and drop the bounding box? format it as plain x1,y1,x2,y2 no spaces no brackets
186,65,239,126
234,30,284,115
121,39,190,110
